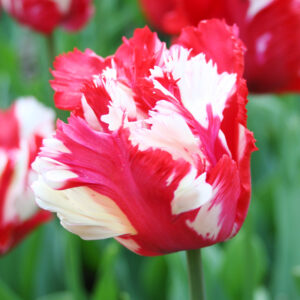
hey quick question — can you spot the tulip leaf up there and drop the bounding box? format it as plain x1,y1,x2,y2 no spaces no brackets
0,279,22,300
142,256,168,300
36,292,73,300
91,241,120,300
165,252,189,300
220,230,267,300
64,233,86,300
292,265,300,294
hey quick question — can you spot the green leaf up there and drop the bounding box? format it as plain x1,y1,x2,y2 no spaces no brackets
0,279,22,300
36,291,73,300
64,234,86,300
91,241,120,300
292,265,300,294
19,228,44,299
142,256,168,300
220,230,267,300
165,252,188,300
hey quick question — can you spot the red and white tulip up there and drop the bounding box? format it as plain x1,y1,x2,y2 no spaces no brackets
32,20,256,256
1,0,93,34
140,0,300,93
0,97,54,255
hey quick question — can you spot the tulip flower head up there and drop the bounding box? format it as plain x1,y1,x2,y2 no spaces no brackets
140,0,300,93
0,98,54,255
33,20,256,256
1,0,94,34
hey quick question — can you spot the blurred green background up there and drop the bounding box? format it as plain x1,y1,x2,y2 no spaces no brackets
0,1,300,299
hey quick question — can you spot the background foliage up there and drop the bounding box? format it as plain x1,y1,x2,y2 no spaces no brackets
0,0,300,299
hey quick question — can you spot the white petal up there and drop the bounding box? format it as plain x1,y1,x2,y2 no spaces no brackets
186,202,222,240
129,100,204,166
115,237,140,253
161,46,237,128
81,95,102,131
101,70,137,131
32,177,137,240
42,137,71,155
171,170,213,215
0,150,8,178
3,142,37,223
52,0,72,14
15,97,55,140
247,0,273,19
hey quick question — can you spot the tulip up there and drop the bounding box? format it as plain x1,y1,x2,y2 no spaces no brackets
139,0,300,93
1,0,94,34
0,97,54,255
32,20,256,258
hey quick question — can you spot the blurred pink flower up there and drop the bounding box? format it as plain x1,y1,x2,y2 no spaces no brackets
1,0,94,34
140,0,300,93
32,21,256,256
0,97,54,255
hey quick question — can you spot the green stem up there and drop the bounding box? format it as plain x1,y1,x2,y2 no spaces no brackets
46,33,56,66
186,249,206,300
243,214,254,300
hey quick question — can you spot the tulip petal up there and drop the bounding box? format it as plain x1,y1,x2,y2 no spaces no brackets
61,0,94,32
187,155,240,241
244,0,300,92
162,45,237,127
175,19,246,77
51,49,109,111
2,0,93,34
33,23,256,255
0,98,54,255
32,178,136,239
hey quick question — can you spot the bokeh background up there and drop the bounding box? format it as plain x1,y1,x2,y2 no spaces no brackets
0,1,300,299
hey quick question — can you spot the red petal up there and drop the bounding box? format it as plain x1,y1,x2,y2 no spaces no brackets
203,155,241,241
0,104,19,150
3,0,61,34
61,0,94,32
51,49,109,111
0,98,54,256
114,26,166,84
0,211,52,255
38,114,253,255
243,0,300,92
183,0,225,23
34,23,257,255
0,159,14,222
139,0,176,32
175,19,246,77
230,125,256,237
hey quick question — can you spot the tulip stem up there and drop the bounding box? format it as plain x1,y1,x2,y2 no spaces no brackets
46,33,56,66
186,249,206,300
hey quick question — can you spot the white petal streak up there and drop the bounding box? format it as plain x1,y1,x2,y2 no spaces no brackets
256,33,272,64
171,170,213,215
101,71,137,131
32,137,77,190
42,137,71,155
238,124,247,162
0,151,8,177
186,201,222,240
81,95,102,131
15,97,55,140
32,157,77,190
129,100,204,166
247,0,273,19
52,0,72,14
2,0,23,13
32,177,136,240
3,142,37,223
162,46,237,128
115,237,140,253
